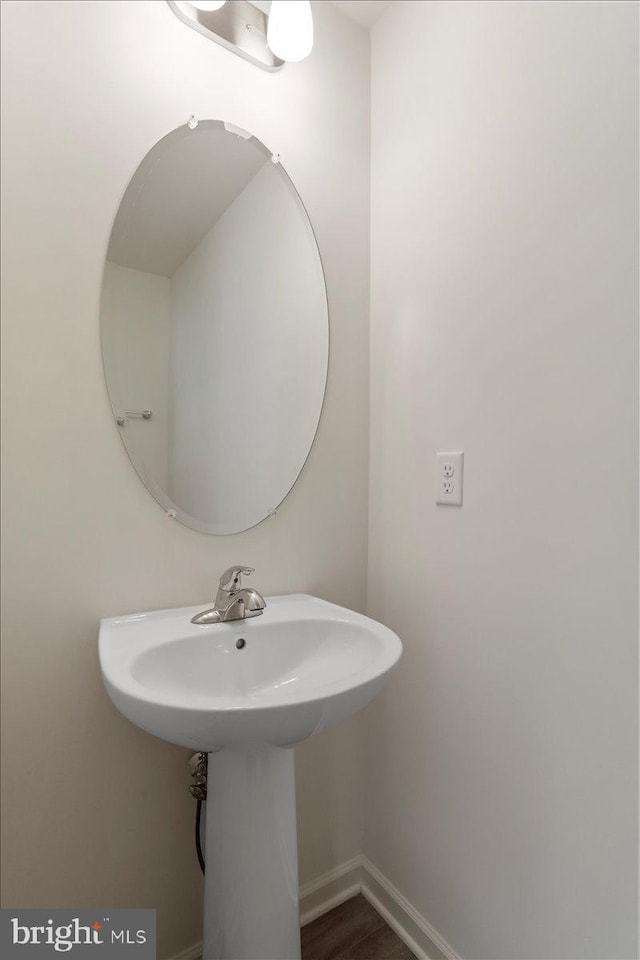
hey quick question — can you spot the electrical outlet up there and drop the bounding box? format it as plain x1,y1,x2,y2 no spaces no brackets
436,452,463,506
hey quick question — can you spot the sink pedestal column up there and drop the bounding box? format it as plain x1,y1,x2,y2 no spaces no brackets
203,743,301,960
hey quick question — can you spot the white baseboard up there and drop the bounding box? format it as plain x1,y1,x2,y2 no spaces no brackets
299,854,459,960
168,855,458,960
361,857,459,960
299,855,363,926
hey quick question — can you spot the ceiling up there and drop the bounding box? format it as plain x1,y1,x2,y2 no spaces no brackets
329,0,393,28
108,125,267,277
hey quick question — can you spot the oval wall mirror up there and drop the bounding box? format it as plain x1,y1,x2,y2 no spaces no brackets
101,119,329,534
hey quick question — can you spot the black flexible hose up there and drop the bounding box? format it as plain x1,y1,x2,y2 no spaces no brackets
195,798,205,874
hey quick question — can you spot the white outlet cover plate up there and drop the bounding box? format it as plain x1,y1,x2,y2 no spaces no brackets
436,451,464,506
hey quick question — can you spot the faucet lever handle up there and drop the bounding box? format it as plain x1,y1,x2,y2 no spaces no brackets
218,565,254,592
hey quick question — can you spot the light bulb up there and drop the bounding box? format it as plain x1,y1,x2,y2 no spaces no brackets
267,0,314,63
190,0,226,11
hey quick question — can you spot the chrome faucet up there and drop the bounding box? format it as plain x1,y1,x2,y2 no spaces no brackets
191,566,266,625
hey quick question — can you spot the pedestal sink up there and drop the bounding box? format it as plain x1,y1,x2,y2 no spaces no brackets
99,594,402,960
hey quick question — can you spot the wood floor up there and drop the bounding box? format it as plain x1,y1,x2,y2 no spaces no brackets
301,895,416,960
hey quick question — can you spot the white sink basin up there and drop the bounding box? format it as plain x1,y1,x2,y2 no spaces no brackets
99,593,402,752
99,593,402,960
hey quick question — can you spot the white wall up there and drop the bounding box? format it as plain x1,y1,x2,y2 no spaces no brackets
366,2,638,958
169,162,327,532
102,261,171,491
0,2,369,956
3,3,638,959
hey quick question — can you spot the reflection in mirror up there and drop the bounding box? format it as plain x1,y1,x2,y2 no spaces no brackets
101,120,328,534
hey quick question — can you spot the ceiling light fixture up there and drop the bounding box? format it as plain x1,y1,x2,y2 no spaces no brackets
267,0,314,63
167,0,284,71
